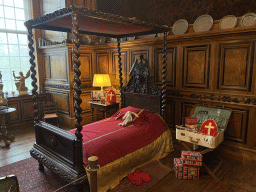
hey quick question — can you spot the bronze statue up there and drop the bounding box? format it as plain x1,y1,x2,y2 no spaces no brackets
13,71,30,94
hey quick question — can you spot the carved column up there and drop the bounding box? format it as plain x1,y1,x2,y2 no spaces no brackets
117,38,123,108
27,27,39,123
72,13,83,166
161,32,167,120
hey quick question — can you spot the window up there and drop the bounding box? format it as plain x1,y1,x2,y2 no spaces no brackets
0,0,32,96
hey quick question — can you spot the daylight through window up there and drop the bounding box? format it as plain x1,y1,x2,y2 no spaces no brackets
0,0,32,96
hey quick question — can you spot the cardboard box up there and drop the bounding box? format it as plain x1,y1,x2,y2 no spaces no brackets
176,105,232,148
181,151,202,166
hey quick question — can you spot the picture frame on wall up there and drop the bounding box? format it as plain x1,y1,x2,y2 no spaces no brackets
91,90,104,101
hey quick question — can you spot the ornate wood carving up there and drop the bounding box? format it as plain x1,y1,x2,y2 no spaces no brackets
71,14,83,167
218,42,254,92
25,5,170,35
155,47,176,86
122,54,161,95
117,38,123,108
28,28,39,122
44,83,70,90
112,50,128,85
183,45,210,89
131,49,149,67
169,90,256,106
161,32,167,120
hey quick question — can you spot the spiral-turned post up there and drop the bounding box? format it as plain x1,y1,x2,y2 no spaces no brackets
117,38,123,108
27,27,39,123
72,14,83,165
161,32,167,121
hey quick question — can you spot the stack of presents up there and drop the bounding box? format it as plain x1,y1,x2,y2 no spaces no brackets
174,151,202,179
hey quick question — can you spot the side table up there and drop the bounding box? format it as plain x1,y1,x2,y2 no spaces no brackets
0,107,16,147
89,102,119,123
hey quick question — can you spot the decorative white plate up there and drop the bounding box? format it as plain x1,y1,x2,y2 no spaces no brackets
172,19,188,35
219,15,237,29
193,14,213,32
240,12,256,27
81,35,91,45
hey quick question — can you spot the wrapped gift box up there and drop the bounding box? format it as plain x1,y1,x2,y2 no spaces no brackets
173,158,183,179
181,151,202,166
183,165,200,180
176,105,232,148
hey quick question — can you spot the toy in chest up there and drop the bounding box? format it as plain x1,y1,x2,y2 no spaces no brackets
176,106,232,148
106,90,116,104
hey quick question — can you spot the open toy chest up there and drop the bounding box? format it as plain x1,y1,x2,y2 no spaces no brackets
176,105,232,149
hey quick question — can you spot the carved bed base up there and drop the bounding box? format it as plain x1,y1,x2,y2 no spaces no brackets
30,122,89,191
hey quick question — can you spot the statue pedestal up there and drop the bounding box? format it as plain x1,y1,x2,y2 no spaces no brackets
18,90,28,96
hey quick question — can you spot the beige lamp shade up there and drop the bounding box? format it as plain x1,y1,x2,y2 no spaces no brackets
93,74,111,91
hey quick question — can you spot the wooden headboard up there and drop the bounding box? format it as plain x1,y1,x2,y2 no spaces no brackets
121,54,162,114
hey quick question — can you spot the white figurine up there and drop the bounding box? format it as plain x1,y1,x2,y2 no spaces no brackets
118,111,139,126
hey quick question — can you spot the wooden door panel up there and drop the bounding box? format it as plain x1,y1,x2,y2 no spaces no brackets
218,42,254,92
166,98,175,129
183,45,210,89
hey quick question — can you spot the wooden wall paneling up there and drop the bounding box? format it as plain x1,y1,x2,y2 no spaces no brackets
209,42,218,92
183,45,211,89
175,44,183,89
95,51,110,74
51,91,70,115
49,51,69,82
131,48,149,67
80,91,92,113
44,55,50,80
165,98,175,129
110,49,129,86
8,100,21,124
79,52,92,82
154,47,176,87
218,41,254,92
246,107,256,148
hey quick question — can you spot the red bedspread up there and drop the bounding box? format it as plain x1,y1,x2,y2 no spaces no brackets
69,106,168,167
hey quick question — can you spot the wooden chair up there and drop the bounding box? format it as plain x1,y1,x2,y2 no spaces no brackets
43,102,59,127
0,175,19,192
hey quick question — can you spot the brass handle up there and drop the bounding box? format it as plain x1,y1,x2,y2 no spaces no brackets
189,137,200,144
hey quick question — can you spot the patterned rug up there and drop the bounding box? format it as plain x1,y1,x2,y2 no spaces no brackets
110,160,172,192
0,157,76,192
0,158,171,192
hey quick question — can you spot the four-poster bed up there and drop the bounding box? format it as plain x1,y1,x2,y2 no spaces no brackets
24,5,171,191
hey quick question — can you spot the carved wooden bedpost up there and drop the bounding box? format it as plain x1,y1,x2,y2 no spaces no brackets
72,13,83,169
117,38,123,108
161,31,167,121
27,27,39,123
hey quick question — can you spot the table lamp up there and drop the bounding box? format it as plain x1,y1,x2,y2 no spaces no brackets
92,74,111,91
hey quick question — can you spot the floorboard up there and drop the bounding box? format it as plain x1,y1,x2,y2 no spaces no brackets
1,126,256,191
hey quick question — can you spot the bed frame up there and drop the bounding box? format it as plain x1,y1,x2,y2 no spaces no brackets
25,5,169,191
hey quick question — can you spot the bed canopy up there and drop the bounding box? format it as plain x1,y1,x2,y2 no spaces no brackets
24,5,170,191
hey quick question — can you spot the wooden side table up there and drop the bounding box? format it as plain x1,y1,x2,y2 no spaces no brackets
89,102,119,123
0,107,16,147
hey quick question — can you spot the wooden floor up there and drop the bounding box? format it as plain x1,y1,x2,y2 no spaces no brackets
1,127,256,191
